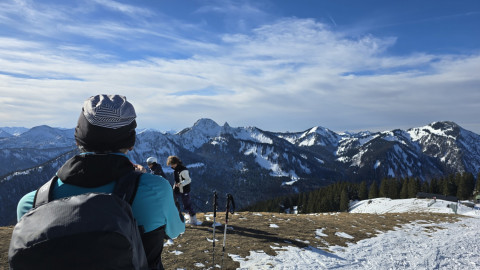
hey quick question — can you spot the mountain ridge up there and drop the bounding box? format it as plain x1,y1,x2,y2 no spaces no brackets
1,119,479,226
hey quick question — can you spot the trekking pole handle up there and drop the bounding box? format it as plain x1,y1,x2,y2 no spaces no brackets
213,191,218,217
225,193,235,222
227,194,235,214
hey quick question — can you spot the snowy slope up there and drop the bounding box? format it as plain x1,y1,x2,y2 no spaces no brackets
231,198,480,269
349,197,473,215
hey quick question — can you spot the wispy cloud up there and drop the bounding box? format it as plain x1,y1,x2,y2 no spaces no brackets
194,0,273,33
91,0,154,17
0,0,479,133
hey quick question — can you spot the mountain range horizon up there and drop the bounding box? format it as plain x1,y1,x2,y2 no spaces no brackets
1,118,479,226
0,118,474,137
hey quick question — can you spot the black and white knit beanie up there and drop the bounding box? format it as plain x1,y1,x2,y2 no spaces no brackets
74,94,137,152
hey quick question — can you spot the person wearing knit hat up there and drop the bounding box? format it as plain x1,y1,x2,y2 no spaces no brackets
15,94,185,270
75,94,137,152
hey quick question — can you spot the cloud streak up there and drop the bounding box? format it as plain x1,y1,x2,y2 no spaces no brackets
0,0,479,134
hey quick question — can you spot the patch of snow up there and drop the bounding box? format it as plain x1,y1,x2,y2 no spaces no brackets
233,128,273,144
315,229,327,237
351,148,367,167
232,198,480,269
170,250,183,255
408,124,457,141
387,167,395,177
299,135,317,147
335,232,354,239
187,162,204,168
194,262,205,268
282,170,300,185
296,239,310,244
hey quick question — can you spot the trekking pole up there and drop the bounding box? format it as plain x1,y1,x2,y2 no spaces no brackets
212,191,218,268
221,193,235,270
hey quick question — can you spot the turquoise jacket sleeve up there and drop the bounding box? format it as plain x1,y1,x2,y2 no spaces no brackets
132,174,185,238
16,173,185,238
16,191,35,221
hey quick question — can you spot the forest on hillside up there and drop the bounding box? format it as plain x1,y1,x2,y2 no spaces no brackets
243,172,480,213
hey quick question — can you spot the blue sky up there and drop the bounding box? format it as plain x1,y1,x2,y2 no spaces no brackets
0,0,479,134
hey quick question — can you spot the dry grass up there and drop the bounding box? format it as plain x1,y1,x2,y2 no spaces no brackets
164,211,459,269
1,212,460,270
0,226,13,270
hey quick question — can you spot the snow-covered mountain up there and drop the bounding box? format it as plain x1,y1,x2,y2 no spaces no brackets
0,125,76,177
1,119,479,226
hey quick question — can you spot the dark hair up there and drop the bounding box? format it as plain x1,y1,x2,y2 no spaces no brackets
166,156,182,166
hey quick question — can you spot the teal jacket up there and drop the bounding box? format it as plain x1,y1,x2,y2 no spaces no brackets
16,153,185,238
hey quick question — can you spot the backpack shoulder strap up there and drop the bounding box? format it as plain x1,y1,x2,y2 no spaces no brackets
113,170,143,205
33,175,58,208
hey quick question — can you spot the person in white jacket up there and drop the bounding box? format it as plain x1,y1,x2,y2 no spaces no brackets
167,155,199,225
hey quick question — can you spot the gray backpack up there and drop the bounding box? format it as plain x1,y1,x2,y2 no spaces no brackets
8,171,148,270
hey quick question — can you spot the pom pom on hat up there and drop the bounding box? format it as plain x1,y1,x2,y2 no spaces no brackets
74,94,137,152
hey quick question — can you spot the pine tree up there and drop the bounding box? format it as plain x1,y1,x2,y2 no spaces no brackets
453,173,461,196
407,177,419,198
368,181,379,199
358,181,368,200
297,193,306,213
476,172,480,195
339,188,349,212
429,178,440,194
421,180,429,193
379,178,388,197
387,178,399,199
305,192,316,213
443,174,456,196
400,178,408,198
320,196,332,212
457,172,475,199
465,172,475,198
439,176,446,195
